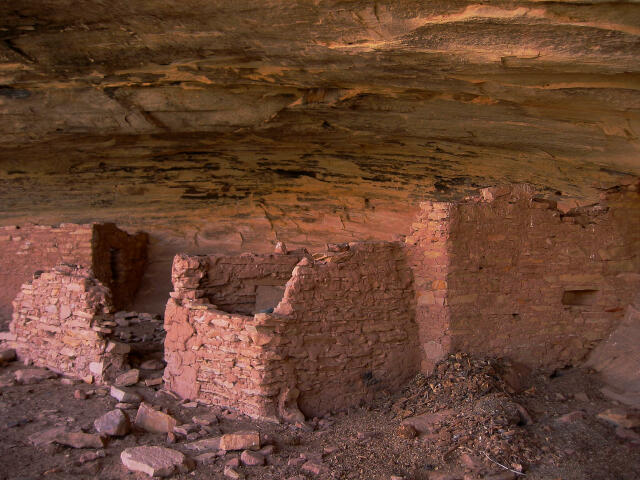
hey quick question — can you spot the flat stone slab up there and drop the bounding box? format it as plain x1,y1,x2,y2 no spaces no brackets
401,409,454,435
219,430,260,451
14,368,57,384
185,436,221,452
28,426,67,447
110,385,142,404
94,409,131,436
121,446,192,477
135,402,178,433
56,432,106,449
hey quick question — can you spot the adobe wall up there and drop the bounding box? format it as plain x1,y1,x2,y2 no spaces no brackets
446,183,640,370
164,242,421,420
8,264,130,383
0,222,147,328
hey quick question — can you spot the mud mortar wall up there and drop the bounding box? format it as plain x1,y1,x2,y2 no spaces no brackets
446,184,640,369
9,264,129,382
0,222,147,328
164,242,421,420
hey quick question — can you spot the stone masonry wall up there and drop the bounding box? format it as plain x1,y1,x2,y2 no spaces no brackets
446,183,640,370
199,251,308,315
8,264,130,383
268,242,420,417
0,222,147,328
164,242,421,420
92,223,148,311
0,224,93,327
404,202,452,373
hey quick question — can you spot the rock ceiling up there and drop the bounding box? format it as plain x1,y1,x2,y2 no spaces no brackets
0,1,639,311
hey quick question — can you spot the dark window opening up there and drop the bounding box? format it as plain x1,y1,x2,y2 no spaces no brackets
562,289,598,306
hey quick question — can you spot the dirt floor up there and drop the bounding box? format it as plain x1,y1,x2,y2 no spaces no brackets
0,352,638,480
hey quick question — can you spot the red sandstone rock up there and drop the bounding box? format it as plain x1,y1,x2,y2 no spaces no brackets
28,426,67,447
114,369,140,387
301,460,327,476
56,432,106,449
223,466,244,479
557,411,586,424
14,368,57,384
110,386,142,404
135,403,179,434
597,409,640,429
220,431,260,451
94,409,131,436
402,409,454,435
121,446,192,477
241,449,265,466
185,437,221,452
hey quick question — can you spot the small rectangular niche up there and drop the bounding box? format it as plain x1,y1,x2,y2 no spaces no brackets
562,289,598,306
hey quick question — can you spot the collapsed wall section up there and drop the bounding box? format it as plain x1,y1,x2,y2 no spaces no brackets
0,222,148,328
445,183,639,370
0,224,93,327
164,242,421,420
8,264,129,383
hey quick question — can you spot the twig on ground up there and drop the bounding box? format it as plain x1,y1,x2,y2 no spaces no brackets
482,452,526,476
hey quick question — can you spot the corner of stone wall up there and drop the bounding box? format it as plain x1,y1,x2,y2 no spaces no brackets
405,200,454,374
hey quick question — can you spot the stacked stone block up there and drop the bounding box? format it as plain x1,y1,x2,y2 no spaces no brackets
0,222,147,328
9,264,129,383
411,182,640,371
164,242,421,420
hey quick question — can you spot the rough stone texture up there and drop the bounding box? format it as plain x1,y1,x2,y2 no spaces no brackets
164,242,420,419
411,182,640,371
135,403,178,434
171,250,309,315
94,409,131,436
587,293,640,408
0,222,147,327
121,446,191,477
9,264,129,383
219,431,261,452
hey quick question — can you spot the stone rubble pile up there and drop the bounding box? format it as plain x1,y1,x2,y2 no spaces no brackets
8,264,129,383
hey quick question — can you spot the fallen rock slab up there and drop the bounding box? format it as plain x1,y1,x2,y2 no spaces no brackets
28,426,67,447
121,446,193,477
15,368,57,384
185,436,221,452
115,369,140,387
56,432,106,449
135,402,178,433
597,409,640,429
220,430,260,451
95,409,131,436
110,386,142,403
401,409,454,434
241,449,265,466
